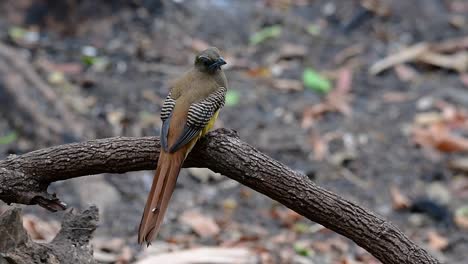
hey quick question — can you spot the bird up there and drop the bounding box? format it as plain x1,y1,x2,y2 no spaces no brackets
138,47,228,245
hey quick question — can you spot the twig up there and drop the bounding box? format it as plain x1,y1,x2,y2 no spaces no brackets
369,43,429,75
370,37,468,75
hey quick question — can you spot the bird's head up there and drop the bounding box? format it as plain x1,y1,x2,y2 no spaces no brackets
194,47,227,74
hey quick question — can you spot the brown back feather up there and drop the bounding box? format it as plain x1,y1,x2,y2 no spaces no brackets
138,103,192,245
139,57,226,245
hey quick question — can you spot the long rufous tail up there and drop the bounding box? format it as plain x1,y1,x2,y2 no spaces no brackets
138,149,185,245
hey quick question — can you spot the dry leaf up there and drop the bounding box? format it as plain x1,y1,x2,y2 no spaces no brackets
449,15,466,29
223,234,262,248
116,246,133,264
311,237,349,254
427,230,449,251
277,43,307,60
246,67,271,78
338,256,356,264
436,101,468,128
430,36,468,53
382,92,412,103
240,187,253,199
222,198,238,210
412,123,468,153
301,105,326,129
37,58,83,75
328,237,350,253
418,51,468,73
136,247,254,264
326,68,353,116
309,131,329,160
394,64,418,82
166,233,197,244
335,68,353,94
311,240,332,253
270,231,297,244
414,112,444,126
412,102,468,153
179,210,220,238
454,206,468,230
272,79,303,92
22,215,60,242
461,74,468,88
333,44,364,65
449,157,468,172
270,208,303,226
390,186,410,210
259,252,274,264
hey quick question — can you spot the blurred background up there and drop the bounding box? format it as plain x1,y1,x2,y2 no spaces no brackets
0,0,467,263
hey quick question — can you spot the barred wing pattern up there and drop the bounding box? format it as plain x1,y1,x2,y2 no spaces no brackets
160,93,176,121
168,87,227,153
160,93,176,151
186,87,227,128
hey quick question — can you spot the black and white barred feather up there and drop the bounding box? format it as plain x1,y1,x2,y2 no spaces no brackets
160,87,227,153
186,87,227,128
160,93,176,121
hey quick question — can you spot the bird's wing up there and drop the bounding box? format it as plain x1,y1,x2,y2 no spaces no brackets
168,87,227,153
160,92,176,152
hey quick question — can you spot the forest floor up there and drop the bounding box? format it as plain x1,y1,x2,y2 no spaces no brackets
0,0,467,263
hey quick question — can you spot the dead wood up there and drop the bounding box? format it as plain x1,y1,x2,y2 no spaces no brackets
0,129,440,264
0,206,98,264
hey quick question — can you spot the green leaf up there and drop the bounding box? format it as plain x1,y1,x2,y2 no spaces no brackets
81,56,97,66
293,243,311,257
302,68,331,93
306,23,321,36
0,132,17,145
225,90,240,107
293,223,309,234
48,71,65,85
456,206,468,217
250,25,282,45
8,27,26,41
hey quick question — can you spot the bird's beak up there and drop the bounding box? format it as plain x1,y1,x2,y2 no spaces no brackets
216,57,227,66
209,57,227,71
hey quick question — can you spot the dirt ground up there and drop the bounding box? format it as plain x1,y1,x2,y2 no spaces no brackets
0,0,467,263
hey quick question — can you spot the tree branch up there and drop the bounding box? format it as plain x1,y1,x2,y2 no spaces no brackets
0,129,439,264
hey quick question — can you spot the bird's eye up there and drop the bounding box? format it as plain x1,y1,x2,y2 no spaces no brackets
198,56,211,65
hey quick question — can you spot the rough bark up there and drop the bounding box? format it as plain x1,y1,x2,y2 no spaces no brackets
0,129,439,264
0,206,98,264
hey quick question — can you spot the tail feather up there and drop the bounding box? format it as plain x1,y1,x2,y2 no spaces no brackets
138,150,185,245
